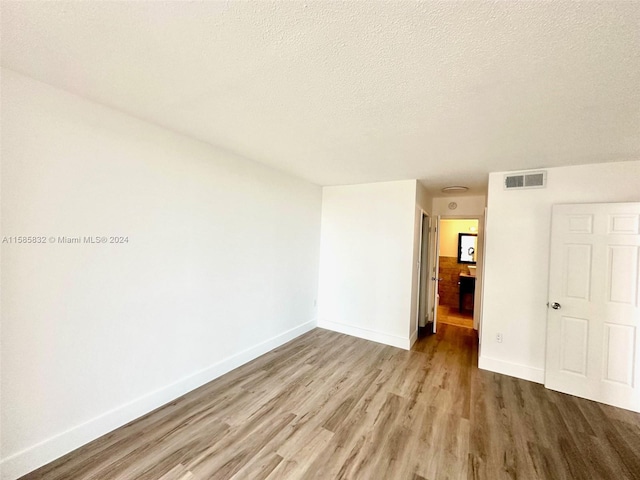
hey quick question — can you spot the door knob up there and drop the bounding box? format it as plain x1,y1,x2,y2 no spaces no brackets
432,277,443,281
550,302,561,310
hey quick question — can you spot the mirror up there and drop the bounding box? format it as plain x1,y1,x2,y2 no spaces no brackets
457,233,477,264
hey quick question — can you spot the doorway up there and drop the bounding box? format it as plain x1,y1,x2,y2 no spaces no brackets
436,218,479,330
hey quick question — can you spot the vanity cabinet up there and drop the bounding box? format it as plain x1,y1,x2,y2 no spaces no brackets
458,273,476,313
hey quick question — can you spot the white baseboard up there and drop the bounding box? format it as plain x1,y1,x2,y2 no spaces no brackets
478,355,544,384
0,319,317,480
409,328,418,348
318,319,410,350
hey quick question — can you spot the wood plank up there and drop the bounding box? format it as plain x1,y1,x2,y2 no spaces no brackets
20,324,640,480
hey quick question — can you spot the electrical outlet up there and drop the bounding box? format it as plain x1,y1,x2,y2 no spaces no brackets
496,333,503,343
313,299,317,307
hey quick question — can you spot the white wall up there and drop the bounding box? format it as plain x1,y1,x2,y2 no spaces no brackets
480,161,640,383
0,69,322,479
432,195,486,217
318,180,417,349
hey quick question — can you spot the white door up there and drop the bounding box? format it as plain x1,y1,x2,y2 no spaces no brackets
431,216,441,334
545,203,640,412
417,213,430,328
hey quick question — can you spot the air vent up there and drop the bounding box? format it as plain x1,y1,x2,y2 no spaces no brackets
504,171,547,190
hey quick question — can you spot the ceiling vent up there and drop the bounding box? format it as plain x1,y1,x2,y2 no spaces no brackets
504,171,547,190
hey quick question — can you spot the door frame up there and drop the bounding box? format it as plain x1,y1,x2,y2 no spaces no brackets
415,210,432,337
433,214,485,331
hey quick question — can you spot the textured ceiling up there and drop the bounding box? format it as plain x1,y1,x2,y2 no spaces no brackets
2,1,639,193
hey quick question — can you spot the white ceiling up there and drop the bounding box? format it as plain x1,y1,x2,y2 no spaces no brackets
2,1,639,194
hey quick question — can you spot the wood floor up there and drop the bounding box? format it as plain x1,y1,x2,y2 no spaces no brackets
22,324,640,480
437,305,474,329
